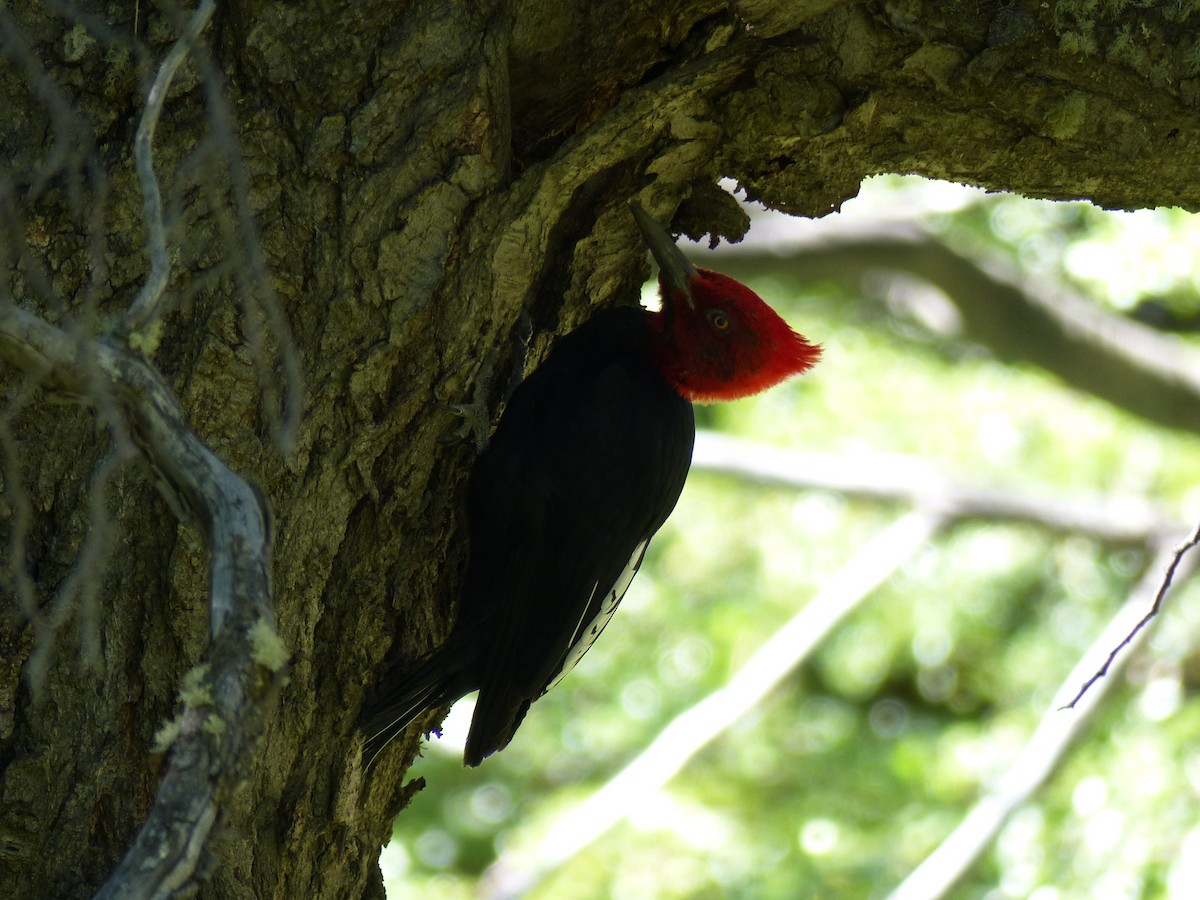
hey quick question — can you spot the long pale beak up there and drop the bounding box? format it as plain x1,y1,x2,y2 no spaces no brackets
629,201,698,309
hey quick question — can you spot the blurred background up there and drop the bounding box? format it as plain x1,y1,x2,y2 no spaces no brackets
382,176,1200,900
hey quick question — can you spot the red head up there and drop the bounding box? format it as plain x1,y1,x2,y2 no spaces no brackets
630,202,821,404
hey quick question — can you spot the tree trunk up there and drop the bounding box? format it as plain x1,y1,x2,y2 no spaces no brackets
2,1,1199,897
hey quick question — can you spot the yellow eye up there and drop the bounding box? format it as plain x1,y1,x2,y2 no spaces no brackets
708,309,731,332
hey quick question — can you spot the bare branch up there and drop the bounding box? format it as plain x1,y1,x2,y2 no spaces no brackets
699,430,1200,706
480,510,945,900
24,448,132,686
1064,518,1200,708
887,536,1194,900
123,0,216,333
709,218,1200,436
0,382,39,625
107,0,301,451
691,431,1182,544
695,430,1197,708
0,7,298,890
475,433,1189,897
0,301,285,900
188,21,303,451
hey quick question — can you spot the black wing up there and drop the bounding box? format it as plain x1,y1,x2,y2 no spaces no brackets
460,308,694,765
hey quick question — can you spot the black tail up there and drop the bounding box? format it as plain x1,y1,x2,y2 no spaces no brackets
361,636,477,769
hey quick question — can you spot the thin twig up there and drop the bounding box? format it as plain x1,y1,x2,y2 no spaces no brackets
472,435,1190,899
123,0,216,332
1063,518,1200,708
887,536,1193,900
29,447,133,680
190,26,303,451
0,383,39,627
692,431,1181,544
0,301,285,900
479,510,945,900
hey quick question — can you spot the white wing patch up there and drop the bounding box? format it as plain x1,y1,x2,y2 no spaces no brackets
545,540,650,692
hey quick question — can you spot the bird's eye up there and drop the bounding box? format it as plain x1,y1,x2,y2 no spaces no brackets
707,309,731,332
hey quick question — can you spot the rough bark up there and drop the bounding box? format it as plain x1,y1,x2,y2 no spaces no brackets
3,1,1200,898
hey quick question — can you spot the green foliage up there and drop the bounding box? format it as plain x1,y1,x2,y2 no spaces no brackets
383,178,1200,899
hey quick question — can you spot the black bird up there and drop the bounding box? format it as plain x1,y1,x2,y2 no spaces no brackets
362,202,820,766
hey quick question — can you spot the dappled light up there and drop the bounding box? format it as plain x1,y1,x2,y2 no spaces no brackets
11,4,1200,896
381,177,1200,899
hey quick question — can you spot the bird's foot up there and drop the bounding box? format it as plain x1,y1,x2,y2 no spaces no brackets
434,313,534,451
433,399,493,451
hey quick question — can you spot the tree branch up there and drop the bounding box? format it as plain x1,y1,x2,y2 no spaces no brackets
691,431,1181,544
887,535,1195,900
480,510,944,900
709,217,1200,435
0,300,286,900
1063,518,1200,708
123,0,216,334
474,432,1189,898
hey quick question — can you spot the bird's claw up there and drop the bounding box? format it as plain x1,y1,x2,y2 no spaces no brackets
431,399,493,450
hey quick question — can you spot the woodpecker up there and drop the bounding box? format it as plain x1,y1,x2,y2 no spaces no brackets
363,201,821,767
